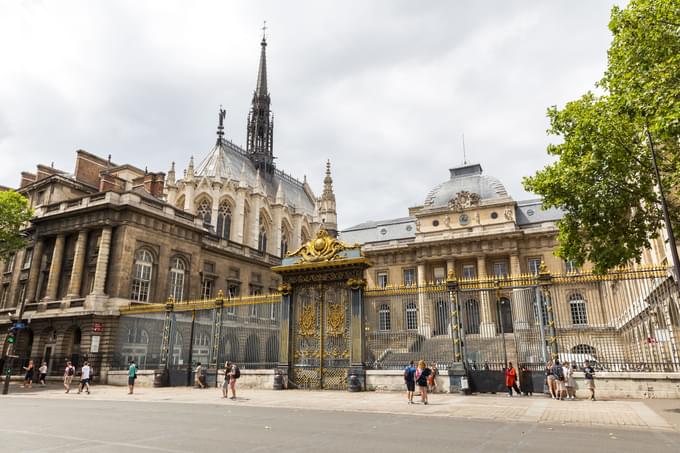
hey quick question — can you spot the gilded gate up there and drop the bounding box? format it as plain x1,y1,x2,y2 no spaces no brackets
291,282,351,389
273,229,370,391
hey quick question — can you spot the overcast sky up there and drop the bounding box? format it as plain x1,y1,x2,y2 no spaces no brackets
0,0,622,229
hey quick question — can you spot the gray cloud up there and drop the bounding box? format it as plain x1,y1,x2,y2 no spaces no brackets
0,0,621,227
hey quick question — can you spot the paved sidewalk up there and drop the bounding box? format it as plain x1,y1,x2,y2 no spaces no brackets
5,384,679,432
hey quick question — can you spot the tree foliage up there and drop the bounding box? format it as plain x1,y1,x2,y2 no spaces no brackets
524,0,680,273
0,191,33,261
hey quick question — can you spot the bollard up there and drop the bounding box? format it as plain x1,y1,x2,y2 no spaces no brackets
348,372,361,392
273,370,284,390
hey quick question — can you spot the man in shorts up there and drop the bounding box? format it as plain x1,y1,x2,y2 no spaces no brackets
404,360,416,404
227,361,239,400
77,361,91,394
583,360,596,401
128,360,137,395
63,361,75,393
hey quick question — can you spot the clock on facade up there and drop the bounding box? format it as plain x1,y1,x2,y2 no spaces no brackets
459,214,469,225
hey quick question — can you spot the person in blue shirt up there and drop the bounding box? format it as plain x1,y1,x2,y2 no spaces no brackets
404,360,417,404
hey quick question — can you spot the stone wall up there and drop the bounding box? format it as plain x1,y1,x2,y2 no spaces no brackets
107,369,156,387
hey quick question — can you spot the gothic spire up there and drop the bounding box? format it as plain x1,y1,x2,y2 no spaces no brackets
246,25,275,180
318,159,338,238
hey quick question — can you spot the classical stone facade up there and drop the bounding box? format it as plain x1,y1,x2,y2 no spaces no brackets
0,35,337,378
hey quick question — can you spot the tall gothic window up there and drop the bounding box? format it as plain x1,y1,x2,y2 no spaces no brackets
169,257,186,302
197,199,212,225
280,227,289,257
569,292,588,325
216,202,232,240
131,249,154,302
378,304,391,331
258,221,268,253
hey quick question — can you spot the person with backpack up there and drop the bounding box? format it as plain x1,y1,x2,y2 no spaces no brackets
403,360,417,404
225,361,240,400
194,362,206,389
551,359,565,400
583,360,596,401
128,360,137,395
415,360,432,405
63,361,75,393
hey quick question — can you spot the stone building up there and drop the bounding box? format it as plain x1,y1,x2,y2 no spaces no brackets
342,163,676,370
0,35,337,378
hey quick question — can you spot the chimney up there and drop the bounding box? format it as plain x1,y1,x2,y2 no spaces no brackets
144,172,165,198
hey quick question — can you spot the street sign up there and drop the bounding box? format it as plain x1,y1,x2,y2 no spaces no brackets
13,323,26,329
93,322,104,333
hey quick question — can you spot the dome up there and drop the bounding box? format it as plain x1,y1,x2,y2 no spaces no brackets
423,164,508,209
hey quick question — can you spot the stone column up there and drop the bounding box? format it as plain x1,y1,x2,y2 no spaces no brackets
478,256,496,337
249,196,261,249
183,183,195,214
510,253,529,330
66,230,88,299
272,205,283,257
25,239,45,303
291,214,303,249
44,234,65,301
417,263,431,338
91,227,112,296
446,259,456,277
234,188,246,244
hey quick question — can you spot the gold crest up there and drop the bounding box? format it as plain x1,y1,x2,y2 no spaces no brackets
286,229,351,263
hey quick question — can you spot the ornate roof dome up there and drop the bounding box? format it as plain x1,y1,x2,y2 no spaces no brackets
423,163,509,209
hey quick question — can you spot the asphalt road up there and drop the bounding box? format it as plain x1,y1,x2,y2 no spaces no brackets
1,398,679,452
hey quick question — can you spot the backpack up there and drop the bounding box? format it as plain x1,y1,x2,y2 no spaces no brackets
67,366,74,376
233,366,241,379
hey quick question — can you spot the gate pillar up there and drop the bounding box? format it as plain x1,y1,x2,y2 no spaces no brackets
447,270,468,393
273,230,370,390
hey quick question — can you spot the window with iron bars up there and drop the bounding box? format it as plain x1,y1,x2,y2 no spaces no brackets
569,292,588,325
405,302,417,330
378,304,391,331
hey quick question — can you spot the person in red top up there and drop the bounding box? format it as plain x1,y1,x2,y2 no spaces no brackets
505,362,521,397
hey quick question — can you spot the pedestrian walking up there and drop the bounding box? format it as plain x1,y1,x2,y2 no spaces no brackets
505,362,521,396
23,360,34,388
63,361,75,393
221,361,231,398
128,360,137,395
520,364,533,396
226,361,240,400
583,360,596,401
428,363,438,393
195,362,206,389
77,361,91,394
403,360,417,404
415,360,432,405
564,361,576,400
38,362,48,386
551,359,565,400
545,360,557,399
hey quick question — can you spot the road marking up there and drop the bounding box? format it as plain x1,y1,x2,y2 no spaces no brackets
0,428,187,453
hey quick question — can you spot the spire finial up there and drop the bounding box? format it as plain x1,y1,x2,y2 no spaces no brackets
216,105,226,144
462,133,468,165
262,20,267,42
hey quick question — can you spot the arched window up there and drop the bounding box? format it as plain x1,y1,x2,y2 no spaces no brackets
499,297,513,333
258,221,268,253
572,344,596,356
216,202,232,240
169,257,186,301
464,299,480,334
569,292,588,325
131,249,154,302
378,304,391,331
197,199,212,225
405,302,417,330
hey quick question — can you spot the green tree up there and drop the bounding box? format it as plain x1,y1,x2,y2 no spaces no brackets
0,191,33,261
524,0,679,273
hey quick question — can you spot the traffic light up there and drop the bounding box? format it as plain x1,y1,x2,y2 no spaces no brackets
5,327,16,344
